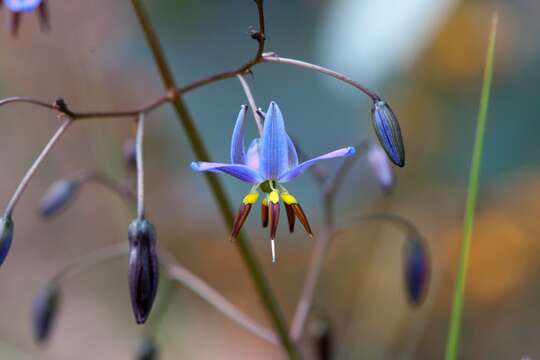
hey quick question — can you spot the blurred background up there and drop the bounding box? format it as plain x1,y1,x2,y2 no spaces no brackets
0,0,537,359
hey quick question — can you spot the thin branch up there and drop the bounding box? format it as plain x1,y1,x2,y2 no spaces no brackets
3,117,72,218
289,228,334,341
262,53,381,102
135,113,145,219
166,260,280,346
236,74,263,135
78,170,136,205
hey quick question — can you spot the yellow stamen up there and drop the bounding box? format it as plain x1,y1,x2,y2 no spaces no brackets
262,197,268,206
281,192,298,205
242,192,259,205
268,190,280,204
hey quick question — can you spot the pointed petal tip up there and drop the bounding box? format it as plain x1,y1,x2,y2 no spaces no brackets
190,161,201,171
345,146,356,157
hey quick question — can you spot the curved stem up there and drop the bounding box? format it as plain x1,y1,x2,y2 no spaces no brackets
261,53,380,102
135,113,145,219
51,242,127,285
3,118,72,218
236,74,263,136
166,260,280,346
80,171,136,205
352,213,422,238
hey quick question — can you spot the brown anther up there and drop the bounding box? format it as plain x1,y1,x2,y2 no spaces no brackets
268,201,280,240
291,203,313,237
285,203,295,233
230,203,252,241
261,201,269,228
9,13,21,37
38,2,49,31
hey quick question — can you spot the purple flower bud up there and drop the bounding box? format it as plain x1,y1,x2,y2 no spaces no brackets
135,336,158,360
309,318,333,360
123,138,137,171
31,285,60,343
371,100,405,167
366,143,395,193
0,217,14,267
403,237,430,306
128,218,159,324
39,179,79,218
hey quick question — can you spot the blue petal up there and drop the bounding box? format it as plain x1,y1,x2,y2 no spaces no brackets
260,102,289,180
246,138,262,170
191,161,262,183
230,105,248,164
286,134,299,169
4,0,42,12
278,147,356,182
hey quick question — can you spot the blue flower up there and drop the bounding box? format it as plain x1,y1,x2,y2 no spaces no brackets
2,0,48,36
191,102,356,262
4,0,42,12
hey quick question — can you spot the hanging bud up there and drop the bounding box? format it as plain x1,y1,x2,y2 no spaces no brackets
123,138,137,171
39,179,79,218
366,143,395,193
31,284,60,343
128,218,159,324
403,236,430,306
0,217,14,267
309,317,333,360
371,100,405,167
135,336,158,360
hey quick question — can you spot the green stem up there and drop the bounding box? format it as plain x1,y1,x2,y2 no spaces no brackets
130,1,299,358
445,13,498,360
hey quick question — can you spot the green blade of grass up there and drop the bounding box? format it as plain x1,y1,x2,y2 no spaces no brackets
445,12,498,360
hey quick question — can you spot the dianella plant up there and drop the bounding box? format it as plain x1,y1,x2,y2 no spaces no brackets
0,0,436,359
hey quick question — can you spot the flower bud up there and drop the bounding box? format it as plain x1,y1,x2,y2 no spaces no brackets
39,179,79,218
366,143,395,193
135,336,158,360
123,138,137,171
403,236,430,306
0,217,14,267
31,284,60,343
309,317,333,360
371,100,405,167
128,218,159,324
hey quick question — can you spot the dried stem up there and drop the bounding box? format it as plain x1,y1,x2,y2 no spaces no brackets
236,74,264,135
3,118,72,218
135,113,145,219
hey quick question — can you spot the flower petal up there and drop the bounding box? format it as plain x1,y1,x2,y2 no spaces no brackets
230,105,248,164
278,147,356,182
191,161,262,183
246,138,262,170
260,102,289,180
4,0,42,12
286,134,299,169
